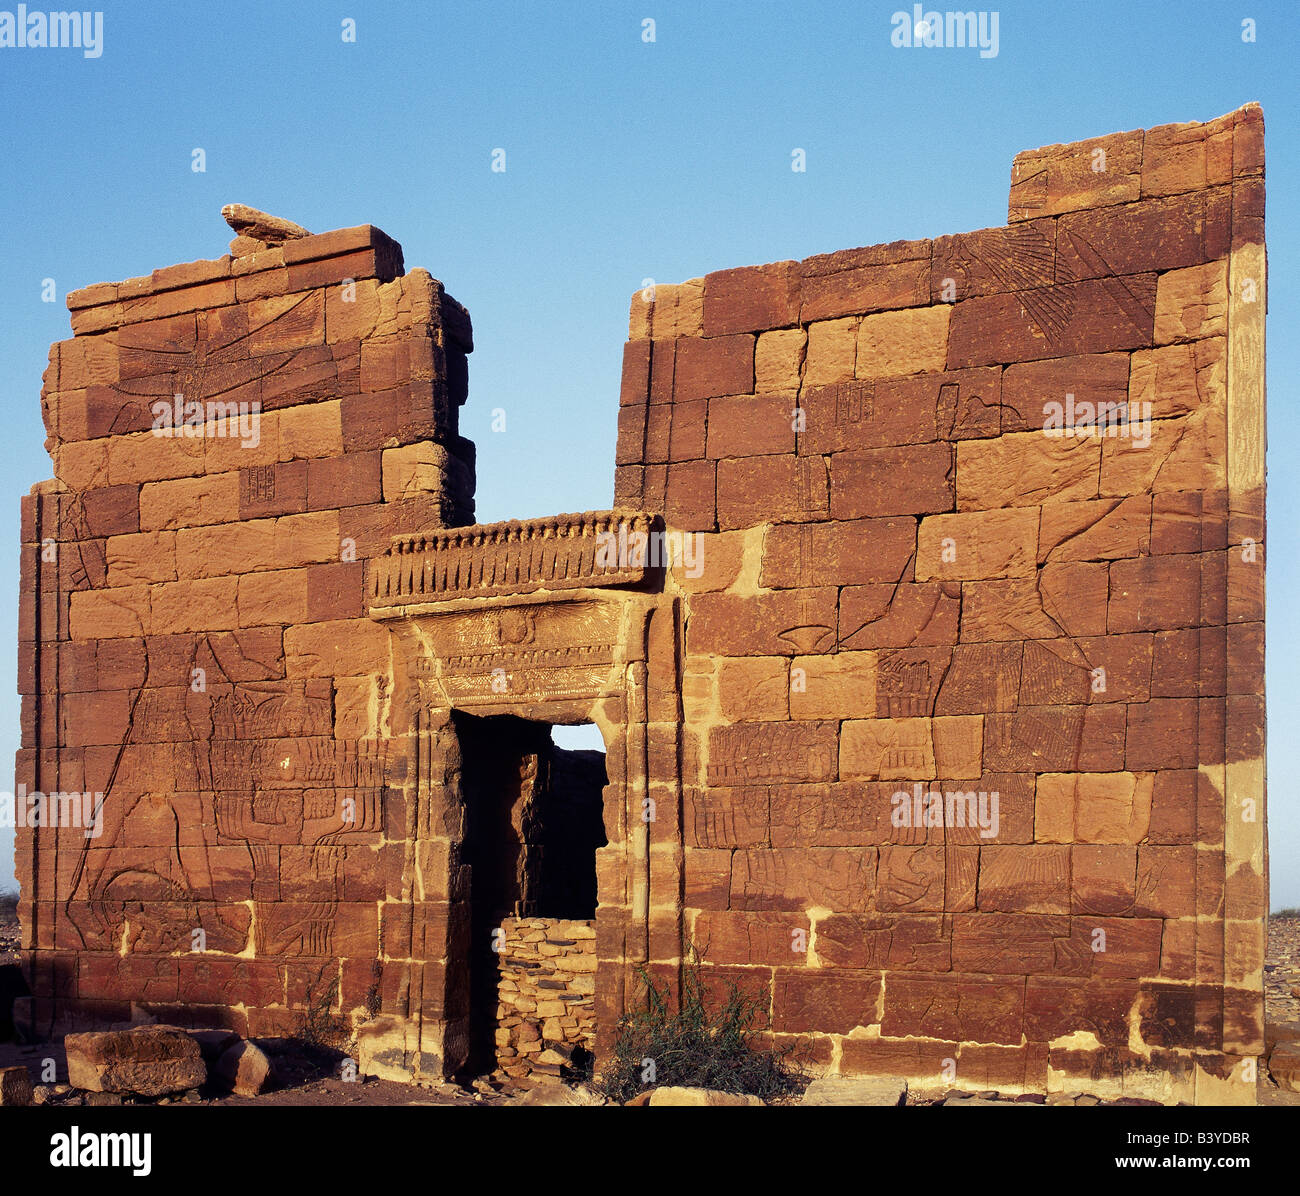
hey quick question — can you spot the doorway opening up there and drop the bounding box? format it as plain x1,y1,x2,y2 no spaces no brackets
453,712,607,1077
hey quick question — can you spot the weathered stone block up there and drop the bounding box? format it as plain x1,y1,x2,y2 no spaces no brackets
1035,772,1153,844
857,306,949,379
917,509,1039,580
754,328,806,395
1154,260,1229,344
704,261,799,335
831,442,953,518
761,517,915,588
673,334,754,401
716,454,827,529
947,276,1156,368
803,316,857,387
65,1025,206,1096
1009,127,1143,221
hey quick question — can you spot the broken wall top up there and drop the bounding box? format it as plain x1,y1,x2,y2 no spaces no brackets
624,103,1264,343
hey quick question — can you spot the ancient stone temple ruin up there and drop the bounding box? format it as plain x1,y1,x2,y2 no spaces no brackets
15,106,1267,1103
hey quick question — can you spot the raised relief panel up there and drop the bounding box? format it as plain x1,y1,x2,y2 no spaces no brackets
707,722,838,786
687,786,769,849
409,597,623,707
370,510,662,607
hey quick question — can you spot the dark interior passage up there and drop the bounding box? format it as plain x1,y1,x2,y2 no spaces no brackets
454,712,607,1075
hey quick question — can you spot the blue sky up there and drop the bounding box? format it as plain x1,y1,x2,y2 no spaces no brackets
0,0,1294,904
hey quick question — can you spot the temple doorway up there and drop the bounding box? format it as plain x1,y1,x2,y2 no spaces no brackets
453,712,607,1076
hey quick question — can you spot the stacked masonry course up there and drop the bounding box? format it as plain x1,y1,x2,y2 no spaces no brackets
20,214,476,1050
16,105,1266,1104
494,917,596,1080
614,104,1266,1104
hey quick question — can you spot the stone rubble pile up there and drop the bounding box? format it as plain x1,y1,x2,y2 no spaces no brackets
494,918,596,1080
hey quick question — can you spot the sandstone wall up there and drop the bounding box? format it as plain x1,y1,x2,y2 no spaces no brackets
17,219,475,1044
614,105,1267,1103
15,105,1267,1105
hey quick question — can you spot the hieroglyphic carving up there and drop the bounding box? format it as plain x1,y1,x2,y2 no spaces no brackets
401,594,629,707
983,707,1086,772
935,221,1056,298
774,538,836,653
1058,227,1157,336
936,378,1001,440
1019,639,1091,705
732,848,875,913
774,784,908,848
241,464,276,507
96,295,332,437
687,786,769,849
877,846,946,912
796,456,829,518
830,379,874,426
256,902,336,957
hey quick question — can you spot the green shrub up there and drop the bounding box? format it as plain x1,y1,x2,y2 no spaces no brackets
598,951,807,1104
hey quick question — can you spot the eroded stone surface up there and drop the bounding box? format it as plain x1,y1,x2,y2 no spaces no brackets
214,1039,273,1097
64,1026,206,1096
17,105,1267,1109
221,204,312,246
801,1076,907,1106
647,1086,765,1106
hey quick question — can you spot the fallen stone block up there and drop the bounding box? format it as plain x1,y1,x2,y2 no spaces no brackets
514,1082,605,1106
221,203,311,245
215,1040,273,1097
801,1077,907,1107
944,1095,1038,1106
647,1086,765,1106
64,1024,206,1097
